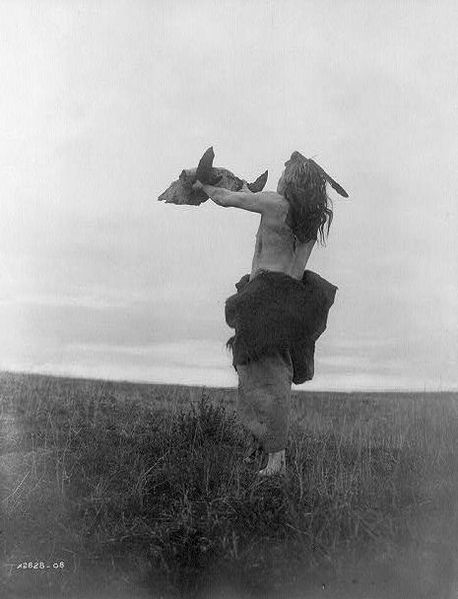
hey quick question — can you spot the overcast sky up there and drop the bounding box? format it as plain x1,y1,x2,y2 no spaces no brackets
1,0,457,390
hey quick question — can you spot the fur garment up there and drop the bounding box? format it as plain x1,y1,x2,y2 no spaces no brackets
225,270,337,384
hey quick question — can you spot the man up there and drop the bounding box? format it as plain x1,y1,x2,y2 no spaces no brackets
193,152,344,476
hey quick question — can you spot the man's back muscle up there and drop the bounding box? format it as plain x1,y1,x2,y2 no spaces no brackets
250,194,315,280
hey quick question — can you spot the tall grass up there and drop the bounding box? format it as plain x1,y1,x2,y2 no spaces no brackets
1,372,457,598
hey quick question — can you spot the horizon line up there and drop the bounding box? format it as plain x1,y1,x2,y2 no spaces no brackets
1,368,457,395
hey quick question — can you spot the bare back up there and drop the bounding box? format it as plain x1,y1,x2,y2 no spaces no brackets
249,192,315,281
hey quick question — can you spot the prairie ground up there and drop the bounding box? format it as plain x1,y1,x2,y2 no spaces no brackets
0,371,457,599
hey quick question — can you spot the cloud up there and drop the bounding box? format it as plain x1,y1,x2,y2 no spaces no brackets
68,340,230,370
0,337,238,388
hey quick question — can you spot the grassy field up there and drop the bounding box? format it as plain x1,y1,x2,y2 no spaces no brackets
0,371,457,599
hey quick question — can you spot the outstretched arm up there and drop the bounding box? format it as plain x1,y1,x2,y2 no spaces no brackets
192,181,279,214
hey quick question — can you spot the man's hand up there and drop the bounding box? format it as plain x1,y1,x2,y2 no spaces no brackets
192,181,229,206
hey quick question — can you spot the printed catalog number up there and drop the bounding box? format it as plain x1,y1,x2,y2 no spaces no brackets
17,561,65,570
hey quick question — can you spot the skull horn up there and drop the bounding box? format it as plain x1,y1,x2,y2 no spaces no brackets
247,170,269,192
195,146,222,185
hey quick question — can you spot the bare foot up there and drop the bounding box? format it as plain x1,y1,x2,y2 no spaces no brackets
258,450,286,477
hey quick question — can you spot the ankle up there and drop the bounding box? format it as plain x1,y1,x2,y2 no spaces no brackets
269,449,285,460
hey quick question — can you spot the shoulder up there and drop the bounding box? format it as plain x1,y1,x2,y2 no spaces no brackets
252,191,289,215
256,191,290,220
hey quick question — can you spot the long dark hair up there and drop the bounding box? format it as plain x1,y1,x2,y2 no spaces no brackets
281,152,333,245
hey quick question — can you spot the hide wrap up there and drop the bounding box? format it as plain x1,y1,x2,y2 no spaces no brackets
225,270,337,384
